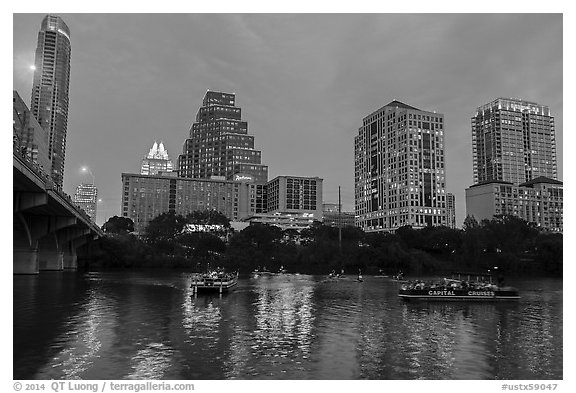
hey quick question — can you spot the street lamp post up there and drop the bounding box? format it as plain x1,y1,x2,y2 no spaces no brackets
81,166,95,185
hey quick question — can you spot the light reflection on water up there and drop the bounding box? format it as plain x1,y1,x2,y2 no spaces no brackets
13,272,562,380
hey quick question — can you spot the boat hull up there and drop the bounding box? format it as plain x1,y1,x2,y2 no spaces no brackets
399,288,519,301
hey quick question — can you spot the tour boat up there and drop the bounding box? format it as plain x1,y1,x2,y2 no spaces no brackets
398,272,520,301
191,271,238,294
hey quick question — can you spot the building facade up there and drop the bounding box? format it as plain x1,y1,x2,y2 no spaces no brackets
121,173,271,233
141,141,174,175
471,98,557,185
446,193,456,229
354,100,447,232
13,91,50,173
177,91,268,182
322,203,356,227
30,15,72,189
266,176,323,220
121,173,323,233
465,177,562,232
74,183,98,222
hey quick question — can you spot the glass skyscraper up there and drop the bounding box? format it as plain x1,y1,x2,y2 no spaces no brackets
354,100,447,232
177,91,268,182
471,98,557,185
30,15,71,189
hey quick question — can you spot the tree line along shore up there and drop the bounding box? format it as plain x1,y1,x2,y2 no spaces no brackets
90,211,562,278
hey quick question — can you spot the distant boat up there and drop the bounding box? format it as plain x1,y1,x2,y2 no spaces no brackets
251,267,273,278
375,269,389,278
191,271,238,294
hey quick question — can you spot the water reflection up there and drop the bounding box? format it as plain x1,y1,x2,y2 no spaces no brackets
34,287,117,379
13,272,563,380
224,275,316,379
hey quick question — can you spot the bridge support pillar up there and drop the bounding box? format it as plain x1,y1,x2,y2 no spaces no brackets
38,250,64,271
63,248,78,270
13,247,39,274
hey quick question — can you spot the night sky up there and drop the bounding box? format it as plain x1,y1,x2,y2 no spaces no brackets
12,13,563,226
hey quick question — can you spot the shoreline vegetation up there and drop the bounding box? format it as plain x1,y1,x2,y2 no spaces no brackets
87,212,562,278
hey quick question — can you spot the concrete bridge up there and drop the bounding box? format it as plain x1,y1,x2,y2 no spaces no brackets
13,150,104,274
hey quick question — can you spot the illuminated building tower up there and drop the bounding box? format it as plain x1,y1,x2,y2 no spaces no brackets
471,98,557,185
354,100,447,232
30,15,72,189
74,183,98,221
177,91,268,182
141,141,174,175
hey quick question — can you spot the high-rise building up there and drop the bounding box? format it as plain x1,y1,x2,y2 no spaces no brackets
354,100,447,232
446,193,456,229
177,91,268,182
30,15,72,189
467,98,561,230
471,98,557,185
13,91,50,173
141,141,174,175
74,183,98,221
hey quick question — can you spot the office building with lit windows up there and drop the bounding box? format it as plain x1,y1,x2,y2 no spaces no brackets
121,173,268,233
177,91,268,182
465,177,562,232
466,98,561,230
244,175,323,230
74,183,98,222
30,15,71,189
471,98,557,185
141,141,174,175
354,100,447,232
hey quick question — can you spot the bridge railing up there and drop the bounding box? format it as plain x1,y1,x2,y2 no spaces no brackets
14,143,101,233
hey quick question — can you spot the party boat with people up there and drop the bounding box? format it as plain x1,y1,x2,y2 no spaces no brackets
398,271,520,301
191,270,239,294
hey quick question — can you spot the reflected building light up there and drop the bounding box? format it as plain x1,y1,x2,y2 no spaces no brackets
34,288,115,379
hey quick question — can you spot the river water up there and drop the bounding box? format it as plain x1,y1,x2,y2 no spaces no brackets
13,271,562,380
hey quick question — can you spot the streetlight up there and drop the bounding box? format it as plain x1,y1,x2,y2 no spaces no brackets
81,166,95,185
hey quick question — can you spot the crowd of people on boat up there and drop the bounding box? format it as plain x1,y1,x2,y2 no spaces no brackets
402,278,499,291
193,268,237,281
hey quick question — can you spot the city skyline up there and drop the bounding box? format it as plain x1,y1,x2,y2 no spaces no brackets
12,13,563,226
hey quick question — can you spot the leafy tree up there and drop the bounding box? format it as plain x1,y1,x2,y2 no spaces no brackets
481,215,539,253
102,216,134,234
144,212,187,244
